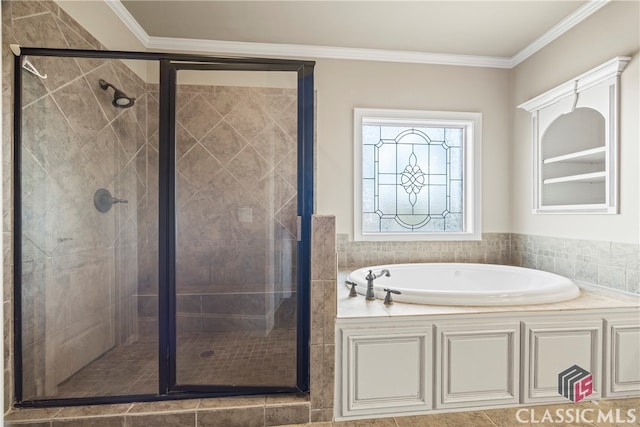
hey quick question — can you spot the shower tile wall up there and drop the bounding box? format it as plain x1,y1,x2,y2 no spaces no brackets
137,83,298,337
2,1,151,401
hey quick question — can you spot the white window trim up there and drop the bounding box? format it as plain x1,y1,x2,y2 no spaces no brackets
353,108,482,241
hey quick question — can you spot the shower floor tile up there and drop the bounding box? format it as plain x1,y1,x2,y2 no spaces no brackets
53,328,297,399
176,328,297,386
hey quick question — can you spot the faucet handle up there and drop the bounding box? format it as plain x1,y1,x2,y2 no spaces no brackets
383,288,401,305
345,280,358,297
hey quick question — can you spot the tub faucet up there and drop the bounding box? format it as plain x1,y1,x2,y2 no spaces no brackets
365,269,391,300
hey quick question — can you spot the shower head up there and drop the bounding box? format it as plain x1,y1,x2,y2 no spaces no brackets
98,79,135,109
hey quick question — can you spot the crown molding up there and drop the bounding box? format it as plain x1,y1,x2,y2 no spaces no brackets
104,0,150,46
106,0,609,69
146,36,512,68
517,56,630,112
510,0,610,67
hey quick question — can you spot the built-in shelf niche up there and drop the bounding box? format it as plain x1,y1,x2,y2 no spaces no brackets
518,56,630,214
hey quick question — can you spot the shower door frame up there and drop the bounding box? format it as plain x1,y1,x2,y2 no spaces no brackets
12,47,314,407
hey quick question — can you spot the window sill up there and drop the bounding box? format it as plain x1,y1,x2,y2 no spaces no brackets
354,231,482,242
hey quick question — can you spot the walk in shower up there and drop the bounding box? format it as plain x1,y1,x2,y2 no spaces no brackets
13,47,314,405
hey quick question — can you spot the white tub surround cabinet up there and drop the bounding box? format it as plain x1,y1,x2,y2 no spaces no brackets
522,318,603,403
435,321,519,409
334,284,640,420
604,316,640,398
339,324,432,418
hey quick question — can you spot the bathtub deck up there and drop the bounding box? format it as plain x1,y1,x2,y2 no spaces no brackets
337,271,640,319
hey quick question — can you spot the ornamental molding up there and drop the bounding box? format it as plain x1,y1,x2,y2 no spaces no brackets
517,56,631,113
104,0,610,69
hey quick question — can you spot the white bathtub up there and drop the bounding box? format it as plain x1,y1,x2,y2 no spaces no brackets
346,263,581,306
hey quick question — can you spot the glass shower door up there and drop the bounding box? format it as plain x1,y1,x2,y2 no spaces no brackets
172,68,300,388
14,48,313,405
18,55,159,400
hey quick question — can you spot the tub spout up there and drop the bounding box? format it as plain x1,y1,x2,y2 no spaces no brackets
365,269,391,300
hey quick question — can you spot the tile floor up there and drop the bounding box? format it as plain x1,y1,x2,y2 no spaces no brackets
5,395,639,426
53,328,297,399
4,394,311,426
296,397,640,427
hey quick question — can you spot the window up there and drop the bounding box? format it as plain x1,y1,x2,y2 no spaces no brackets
354,108,481,241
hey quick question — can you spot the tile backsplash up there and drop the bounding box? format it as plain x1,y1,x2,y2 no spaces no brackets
337,233,512,269
337,233,639,295
511,233,639,294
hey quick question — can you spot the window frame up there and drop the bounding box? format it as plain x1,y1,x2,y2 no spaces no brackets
353,108,482,241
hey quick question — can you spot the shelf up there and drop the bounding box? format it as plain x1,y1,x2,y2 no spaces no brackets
543,146,606,164
543,171,606,185
519,57,625,214
536,204,614,214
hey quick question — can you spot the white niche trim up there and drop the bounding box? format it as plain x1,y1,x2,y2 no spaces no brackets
518,56,630,214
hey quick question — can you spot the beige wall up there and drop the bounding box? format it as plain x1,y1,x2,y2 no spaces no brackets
314,58,512,237
55,0,147,79
55,1,144,52
510,0,640,244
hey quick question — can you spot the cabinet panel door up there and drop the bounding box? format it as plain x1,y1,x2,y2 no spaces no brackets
435,323,519,409
339,326,432,418
523,320,602,403
605,319,640,397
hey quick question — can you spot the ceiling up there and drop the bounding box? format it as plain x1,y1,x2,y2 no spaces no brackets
116,0,607,67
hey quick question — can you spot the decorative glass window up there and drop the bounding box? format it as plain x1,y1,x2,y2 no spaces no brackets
354,109,482,241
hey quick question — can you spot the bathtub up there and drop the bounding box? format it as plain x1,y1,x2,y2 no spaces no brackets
346,263,581,306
